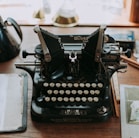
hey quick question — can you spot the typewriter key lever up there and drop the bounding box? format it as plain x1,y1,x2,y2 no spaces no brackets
95,25,106,62
34,25,51,62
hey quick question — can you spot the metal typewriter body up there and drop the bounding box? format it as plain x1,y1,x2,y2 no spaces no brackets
18,25,130,122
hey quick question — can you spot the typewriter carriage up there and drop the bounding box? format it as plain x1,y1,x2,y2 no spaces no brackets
17,25,131,122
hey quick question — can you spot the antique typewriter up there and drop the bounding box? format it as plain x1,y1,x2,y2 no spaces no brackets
17,25,131,122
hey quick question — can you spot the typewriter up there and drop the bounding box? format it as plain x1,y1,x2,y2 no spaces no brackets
17,25,131,122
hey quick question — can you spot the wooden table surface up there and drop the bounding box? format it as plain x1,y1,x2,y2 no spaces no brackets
0,26,139,138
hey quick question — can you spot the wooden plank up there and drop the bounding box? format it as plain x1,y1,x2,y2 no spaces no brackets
111,77,120,117
111,72,120,101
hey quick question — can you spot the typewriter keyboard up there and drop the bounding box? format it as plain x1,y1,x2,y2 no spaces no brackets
37,81,105,107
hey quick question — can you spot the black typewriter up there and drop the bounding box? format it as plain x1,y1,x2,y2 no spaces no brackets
17,25,131,122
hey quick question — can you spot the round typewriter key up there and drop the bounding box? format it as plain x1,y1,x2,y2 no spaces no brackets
75,97,80,102
69,97,74,102
67,83,72,88
84,90,89,95
56,83,61,87
94,97,99,102
62,83,66,88
45,97,50,102
59,90,64,95
43,82,49,87
91,83,97,88
94,90,100,95
82,97,87,102
77,90,83,95
88,97,93,102
51,97,56,102
71,90,76,95
64,97,69,102
97,83,103,88
53,90,58,95
65,90,70,95
74,83,79,88
57,97,63,102
50,82,55,87
79,83,84,88
85,83,91,88
47,90,53,95
90,90,95,95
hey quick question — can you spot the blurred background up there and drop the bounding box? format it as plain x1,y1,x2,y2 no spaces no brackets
0,0,126,25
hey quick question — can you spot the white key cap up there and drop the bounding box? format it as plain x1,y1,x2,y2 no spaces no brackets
94,90,100,95
64,97,69,102
62,83,67,88
69,97,74,102
50,82,55,87
43,82,49,87
97,83,103,88
59,90,64,95
94,97,99,102
88,97,93,102
47,90,53,95
80,83,84,88
84,90,89,95
91,83,97,88
74,83,79,88
67,83,73,88
75,97,81,102
82,97,87,102
85,83,90,88
65,90,70,95
57,97,63,102
51,97,56,102
90,90,95,95
45,97,50,102
53,90,58,95
56,83,61,87
78,90,83,95
71,90,77,95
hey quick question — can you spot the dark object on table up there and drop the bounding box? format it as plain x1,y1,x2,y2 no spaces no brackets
0,16,22,62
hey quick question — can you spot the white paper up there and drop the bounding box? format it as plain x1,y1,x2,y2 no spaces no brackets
0,75,8,130
120,84,139,138
130,101,139,121
0,74,23,131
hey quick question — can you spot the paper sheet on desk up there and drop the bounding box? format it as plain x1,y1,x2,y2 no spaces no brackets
120,85,139,138
0,74,27,132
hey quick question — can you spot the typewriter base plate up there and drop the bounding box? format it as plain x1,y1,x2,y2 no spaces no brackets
31,100,113,123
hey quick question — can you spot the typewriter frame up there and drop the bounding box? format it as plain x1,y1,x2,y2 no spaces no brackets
17,25,129,122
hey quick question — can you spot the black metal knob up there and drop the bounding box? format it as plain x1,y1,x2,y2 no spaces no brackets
125,49,131,58
22,50,35,58
22,50,28,58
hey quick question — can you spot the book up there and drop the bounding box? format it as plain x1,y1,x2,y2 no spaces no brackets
0,73,28,133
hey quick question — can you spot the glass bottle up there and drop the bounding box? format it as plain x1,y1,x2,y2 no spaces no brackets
52,0,79,27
